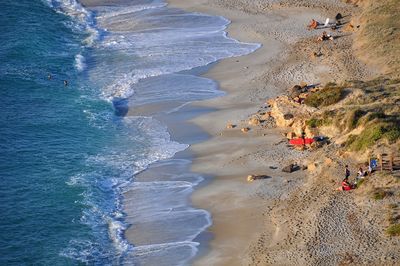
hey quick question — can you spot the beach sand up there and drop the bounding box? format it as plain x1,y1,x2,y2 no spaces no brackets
91,0,400,263
167,0,400,265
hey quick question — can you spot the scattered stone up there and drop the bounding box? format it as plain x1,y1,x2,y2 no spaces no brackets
282,164,300,173
283,113,294,120
248,117,261,126
307,163,317,171
241,127,250,133
325,158,333,165
260,112,271,121
226,123,236,129
247,175,271,182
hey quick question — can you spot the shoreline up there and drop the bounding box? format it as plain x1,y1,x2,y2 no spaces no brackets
167,0,398,265
167,0,319,264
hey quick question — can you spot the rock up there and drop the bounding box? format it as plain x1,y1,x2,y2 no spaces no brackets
283,113,294,120
300,81,308,88
289,85,302,98
241,127,250,133
260,112,271,120
247,175,255,182
248,117,261,126
269,95,316,128
305,126,317,138
325,158,333,165
307,163,317,171
282,164,300,173
226,123,236,129
286,132,296,139
247,175,270,181
266,99,275,106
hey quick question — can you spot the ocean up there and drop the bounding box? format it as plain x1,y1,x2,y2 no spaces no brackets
0,0,258,265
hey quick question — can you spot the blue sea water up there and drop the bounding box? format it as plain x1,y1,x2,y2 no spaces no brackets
0,0,259,265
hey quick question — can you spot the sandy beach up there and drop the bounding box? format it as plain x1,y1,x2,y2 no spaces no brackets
167,0,400,265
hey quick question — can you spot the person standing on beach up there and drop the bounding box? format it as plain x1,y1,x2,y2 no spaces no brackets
345,165,350,179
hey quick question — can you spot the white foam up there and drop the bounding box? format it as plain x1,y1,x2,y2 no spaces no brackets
126,241,199,266
96,3,167,20
74,53,86,71
45,0,99,46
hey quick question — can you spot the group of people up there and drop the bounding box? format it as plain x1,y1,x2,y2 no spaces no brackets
307,13,344,42
337,161,377,191
47,74,68,86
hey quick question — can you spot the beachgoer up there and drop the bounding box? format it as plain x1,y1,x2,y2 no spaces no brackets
356,167,366,182
308,19,319,30
367,164,373,175
317,31,334,41
345,165,350,178
301,131,306,147
370,159,377,172
337,177,352,191
64,80,68,86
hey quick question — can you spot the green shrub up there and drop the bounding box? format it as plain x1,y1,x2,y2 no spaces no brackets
386,224,400,236
345,109,365,131
304,87,344,108
372,189,388,200
347,124,385,151
383,125,400,143
345,121,400,151
306,118,323,128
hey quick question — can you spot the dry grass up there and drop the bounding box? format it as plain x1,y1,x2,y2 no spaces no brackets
355,0,400,77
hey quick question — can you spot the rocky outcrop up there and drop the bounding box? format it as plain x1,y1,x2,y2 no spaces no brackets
268,96,317,137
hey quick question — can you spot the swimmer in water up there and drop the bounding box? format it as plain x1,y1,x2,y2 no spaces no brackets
63,80,68,86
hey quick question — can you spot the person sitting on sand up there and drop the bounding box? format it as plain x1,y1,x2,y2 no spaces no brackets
336,177,353,191
356,167,367,182
317,31,334,42
307,19,319,30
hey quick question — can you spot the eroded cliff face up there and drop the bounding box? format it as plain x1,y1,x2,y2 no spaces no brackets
268,96,316,137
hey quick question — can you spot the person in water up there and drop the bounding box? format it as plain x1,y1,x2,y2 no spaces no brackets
64,80,68,86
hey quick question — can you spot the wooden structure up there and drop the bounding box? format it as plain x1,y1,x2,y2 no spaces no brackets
377,152,400,176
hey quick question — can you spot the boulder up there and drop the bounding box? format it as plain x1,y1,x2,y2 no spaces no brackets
286,132,296,139
241,127,250,133
247,175,255,182
269,95,316,128
307,163,317,171
300,81,308,88
247,175,270,181
305,126,318,138
289,85,302,98
260,112,271,120
282,164,300,173
226,123,236,129
283,113,294,120
248,117,261,126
